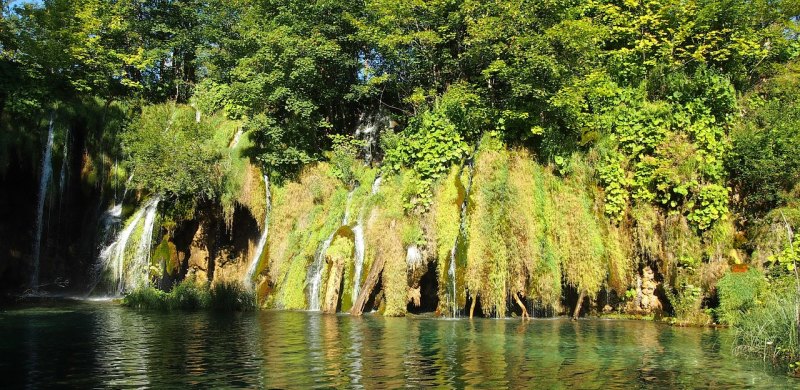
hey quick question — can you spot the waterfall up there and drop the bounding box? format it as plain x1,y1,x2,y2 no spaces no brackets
132,198,160,290
351,175,382,304
30,113,56,292
96,197,160,295
244,174,271,286
447,160,476,317
308,189,354,311
58,128,69,204
230,128,244,149
355,115,379,164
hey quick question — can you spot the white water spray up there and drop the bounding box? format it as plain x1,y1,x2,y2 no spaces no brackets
30,113,56,291
96,197,160,295
351,175,382,304
244,174,271,286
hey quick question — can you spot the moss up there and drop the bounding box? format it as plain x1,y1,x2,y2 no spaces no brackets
604,223,634,294
432,165,465,312
364,171,414,316
466,141,512,316
265,162,346,308
152,234,179,277
531,164,562,310
507,150,542,302
323,233,354,311
549,155,606,300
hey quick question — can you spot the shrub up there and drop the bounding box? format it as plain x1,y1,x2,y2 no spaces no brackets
122,280,255,311
716,268,768,325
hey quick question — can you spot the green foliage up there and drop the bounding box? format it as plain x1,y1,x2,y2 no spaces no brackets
122,104,221,198
328,134,365,187
732,280,799,367
597,153,629,222
729,61,800,218
716,268,769,325
686,184,730,231
124,280,255,311
208,281,257,311
383,107,469,210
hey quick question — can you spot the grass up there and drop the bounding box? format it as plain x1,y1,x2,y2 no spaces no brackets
731,284,799,369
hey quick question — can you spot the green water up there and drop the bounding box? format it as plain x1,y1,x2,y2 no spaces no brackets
0,302,795,388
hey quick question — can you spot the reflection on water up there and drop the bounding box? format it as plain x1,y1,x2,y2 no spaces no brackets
0,302,796,388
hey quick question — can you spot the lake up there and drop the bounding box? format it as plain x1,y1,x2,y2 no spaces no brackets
0,301,795,388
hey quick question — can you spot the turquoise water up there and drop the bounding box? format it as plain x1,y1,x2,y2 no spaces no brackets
0,301,796,388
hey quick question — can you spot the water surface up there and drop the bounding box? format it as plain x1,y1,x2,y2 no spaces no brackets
0,302,795,388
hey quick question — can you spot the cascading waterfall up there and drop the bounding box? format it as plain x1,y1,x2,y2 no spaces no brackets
132,198,160,289
351,175,382,304
308,189,355,311
96,197,160,295
30,113,56,292
447,160,476,317
244,174,271,286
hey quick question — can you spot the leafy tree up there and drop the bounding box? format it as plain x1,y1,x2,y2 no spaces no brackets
122,104,221,199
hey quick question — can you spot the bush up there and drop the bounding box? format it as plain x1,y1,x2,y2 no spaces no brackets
716,268,768,325
122,280,255,312
208,281,256,311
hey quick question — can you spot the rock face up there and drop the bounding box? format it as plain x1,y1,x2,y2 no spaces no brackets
186,223,211,283
627,267,662,314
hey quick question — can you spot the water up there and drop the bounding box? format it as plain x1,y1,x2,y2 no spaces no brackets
308,190,355,311
244,174,271,286
0,302,795,388
351,224,366,303
447,163,474,318
58,128,69,206
30,113,56,292
352,176,381,304
95,197,160,295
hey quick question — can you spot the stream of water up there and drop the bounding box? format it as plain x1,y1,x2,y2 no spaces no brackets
0,301,795,388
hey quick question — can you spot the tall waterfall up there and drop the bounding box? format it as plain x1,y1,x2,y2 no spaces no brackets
244,174,271,286
58,128,69,206
30,113,56,292
308,190,354,311
96,197,160,295
351,175,382,304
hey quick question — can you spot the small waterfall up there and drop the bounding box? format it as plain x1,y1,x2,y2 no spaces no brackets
244,174,271,286
371,176,382,195
447,159,476,317
96,197,160,295
230,128,244,149
132,198,160,289
30,113,56,292
351,224,366,304
308,189,355,311
355,113,389,164
351,175,382,304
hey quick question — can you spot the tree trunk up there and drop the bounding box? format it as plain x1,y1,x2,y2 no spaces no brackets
572,290,586,321
514,293,529,320
350,255,385,316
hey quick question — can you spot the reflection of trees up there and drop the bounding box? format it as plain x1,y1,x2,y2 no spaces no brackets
92,306,151,387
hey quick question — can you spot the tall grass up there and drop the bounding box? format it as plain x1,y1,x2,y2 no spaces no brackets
732,286,798,366
123,279,255,311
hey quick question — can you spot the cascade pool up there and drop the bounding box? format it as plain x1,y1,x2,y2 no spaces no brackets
0,302,795,388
